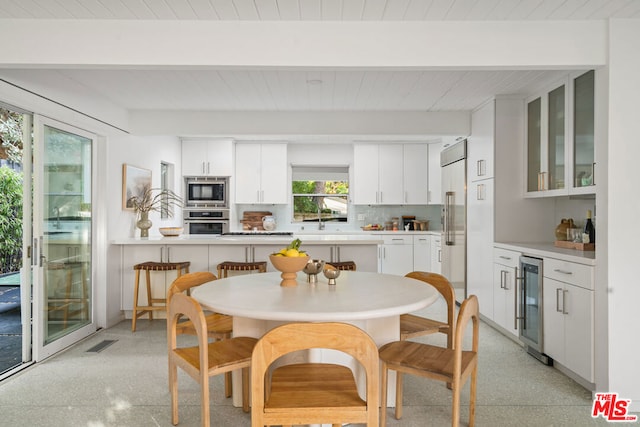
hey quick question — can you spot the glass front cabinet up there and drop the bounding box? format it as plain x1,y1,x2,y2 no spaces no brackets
525,70,595,197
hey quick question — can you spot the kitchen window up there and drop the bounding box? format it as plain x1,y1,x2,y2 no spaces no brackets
291,166,349,223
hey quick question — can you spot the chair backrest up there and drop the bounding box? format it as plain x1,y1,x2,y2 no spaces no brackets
251,322,379,421
167,292,208,364
452,295,480,376
167,271,217,300
405,271,456,333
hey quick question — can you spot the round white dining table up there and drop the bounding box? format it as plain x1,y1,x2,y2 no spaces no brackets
191,270,439,410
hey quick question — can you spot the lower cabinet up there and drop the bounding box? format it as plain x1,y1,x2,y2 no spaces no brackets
542,258,594,383
379,235,413,276
430,236,442,274
412,235,431,272
492,248,521,338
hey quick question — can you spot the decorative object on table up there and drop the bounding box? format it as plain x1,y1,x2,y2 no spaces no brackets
303,259,325,284
127,187,183,238
323,264,341,285
584,209,595,244
159,227,183,237
122,164,151,211
554,218,574,241
269,238,310,287
262,215,276,231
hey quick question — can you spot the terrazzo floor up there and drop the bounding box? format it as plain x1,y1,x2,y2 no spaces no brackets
0,299,617,426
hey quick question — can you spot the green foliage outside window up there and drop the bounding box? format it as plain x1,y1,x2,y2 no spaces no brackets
0,166,23,274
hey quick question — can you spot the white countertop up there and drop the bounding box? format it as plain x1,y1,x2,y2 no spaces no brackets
191,270,439,321
495,241,596,266
111,231,438,245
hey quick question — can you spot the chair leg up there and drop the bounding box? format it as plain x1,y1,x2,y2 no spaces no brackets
242,367,250,413
145,269,154,321
132,270,141,332
380,362,388,427
451,378,460,427
395,371,404,420
469,365,478,427
201,372,210,427
225,372,232,398
169,360,179,425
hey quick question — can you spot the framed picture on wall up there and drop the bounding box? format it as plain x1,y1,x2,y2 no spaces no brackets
122,164,151,210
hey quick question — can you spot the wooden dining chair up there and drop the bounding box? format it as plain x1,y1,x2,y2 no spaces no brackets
379,295,480,427
168,292,257,427
400,271,455,352
251,322,380,427
326,261,357,271
167,271,234,397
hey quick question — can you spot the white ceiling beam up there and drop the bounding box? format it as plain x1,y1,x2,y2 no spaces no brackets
128,110,471,137
0,19,606,69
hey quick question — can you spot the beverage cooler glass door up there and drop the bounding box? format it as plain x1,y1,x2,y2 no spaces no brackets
519,256,543,353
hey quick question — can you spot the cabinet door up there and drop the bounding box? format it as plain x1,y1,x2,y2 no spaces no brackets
205,139,233,176
380,241,413,276
353,145,380,204
571,70,595,194
260,144,288,204
547,84,567,192
253,244,286,272
427,142,443,204
182,141,208,176
413,236,431,272
337,245,378,273
209,245,250,270
542,278,565,363
403,144,428,204
235,144,262,203
492,263,518,337
301,245,332,264
165,245,209,273
563,283,594,382
378,145,404,205
430,236,442,274
467,180,494,318
469,100,494,181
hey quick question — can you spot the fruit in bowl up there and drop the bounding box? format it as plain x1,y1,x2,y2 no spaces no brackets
270,239,310,287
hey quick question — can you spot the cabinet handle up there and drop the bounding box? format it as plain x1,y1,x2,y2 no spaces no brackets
513,267,518,330
167,247,171,262
477,183,485,201
477,159,486,177
380,191,383,203
556,288,563,313
160,247,164,262
563,289,569,314
330,247,334,262
591,162,596,186
337,246,341,261
438,249,441,263
553,269,573,275
500,270,506,289
427,190,431,203
499,255,512,260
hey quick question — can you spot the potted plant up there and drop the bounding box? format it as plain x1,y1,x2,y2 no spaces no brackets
127,188,182,238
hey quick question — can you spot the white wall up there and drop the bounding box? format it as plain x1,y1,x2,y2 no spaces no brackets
605,19,640,410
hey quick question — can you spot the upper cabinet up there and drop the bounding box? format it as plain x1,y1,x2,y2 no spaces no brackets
525,71,595,197
182,139,233,176
427,141,444,204
353,143,428,205
235,143,288,204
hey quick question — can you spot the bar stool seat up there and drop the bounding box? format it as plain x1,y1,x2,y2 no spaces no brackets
132,261,190,332
216,261,267,278
326,261,357,271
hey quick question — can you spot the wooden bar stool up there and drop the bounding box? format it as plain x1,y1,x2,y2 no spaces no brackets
46,261,90,328
216,261,267,278
326,261,357,271
132,261,190,332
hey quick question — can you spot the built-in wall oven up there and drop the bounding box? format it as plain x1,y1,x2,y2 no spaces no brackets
183,209,229,235
518,256,551,365
185,176,228,207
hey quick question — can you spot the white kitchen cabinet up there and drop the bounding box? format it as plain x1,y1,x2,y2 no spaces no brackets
467,178,494,315
353,143,428,205
182,139,233,176
303,244,378,273
491,248,520,338
542,258,594,382
403,144,429,204
430,235,442,274
412,235,431,272
235,143,287,204
121,244,209,311
379,235,413,276
467,101,494,181
427,142,444,205
570,70,596,195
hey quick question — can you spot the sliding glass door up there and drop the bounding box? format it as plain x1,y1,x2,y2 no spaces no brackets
32,116,95,361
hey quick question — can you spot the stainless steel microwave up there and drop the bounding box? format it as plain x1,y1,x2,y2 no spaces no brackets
185,176,228,207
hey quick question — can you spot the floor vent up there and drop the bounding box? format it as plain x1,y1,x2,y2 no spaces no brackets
86,340,117,353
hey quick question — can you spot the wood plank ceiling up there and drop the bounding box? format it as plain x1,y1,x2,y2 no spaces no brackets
0,0,638,113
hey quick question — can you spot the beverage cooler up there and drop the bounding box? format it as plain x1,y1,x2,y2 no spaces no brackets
518,255,552,365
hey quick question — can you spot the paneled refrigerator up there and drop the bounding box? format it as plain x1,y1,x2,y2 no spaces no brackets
441,140,467,303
